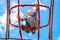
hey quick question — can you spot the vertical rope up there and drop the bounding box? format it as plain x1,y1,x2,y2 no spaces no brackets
37,0,40,40
6,0,10,40
18,0,23,39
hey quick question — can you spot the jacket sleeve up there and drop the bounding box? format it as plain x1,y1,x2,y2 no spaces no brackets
21,17,27,21
33,7,37,17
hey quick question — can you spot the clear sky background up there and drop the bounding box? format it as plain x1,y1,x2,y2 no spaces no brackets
0,0,60,40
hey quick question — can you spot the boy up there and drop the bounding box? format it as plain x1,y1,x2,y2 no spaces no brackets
17,4,38,34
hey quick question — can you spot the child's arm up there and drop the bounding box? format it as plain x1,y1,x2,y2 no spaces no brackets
32,4,39,20
17,15,27,21
33,4,38,16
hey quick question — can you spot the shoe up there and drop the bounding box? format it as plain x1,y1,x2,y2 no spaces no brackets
32,30,35,34
21,25,30,33
25,30,30,33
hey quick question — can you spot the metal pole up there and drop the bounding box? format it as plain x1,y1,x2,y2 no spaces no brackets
6,0,10,40
49,0,54,40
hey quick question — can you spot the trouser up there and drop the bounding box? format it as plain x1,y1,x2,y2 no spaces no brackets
26,17,38,28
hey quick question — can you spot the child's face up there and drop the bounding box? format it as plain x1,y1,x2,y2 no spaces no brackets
27,10,33,16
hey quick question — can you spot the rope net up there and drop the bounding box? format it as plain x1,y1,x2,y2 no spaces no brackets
0,0,54,40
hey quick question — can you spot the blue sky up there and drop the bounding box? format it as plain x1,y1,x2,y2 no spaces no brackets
0,0,60,40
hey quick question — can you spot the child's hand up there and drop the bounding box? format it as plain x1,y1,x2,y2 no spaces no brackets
17,15,22,20
34,4,39,10
17,15,20,20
